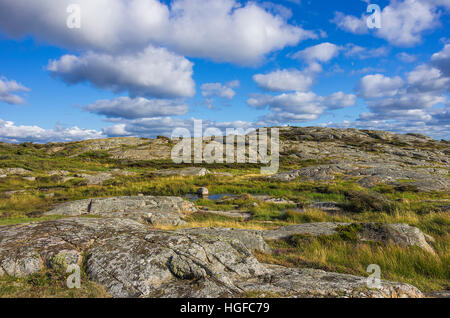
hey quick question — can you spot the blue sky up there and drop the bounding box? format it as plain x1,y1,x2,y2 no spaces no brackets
0,0,449,142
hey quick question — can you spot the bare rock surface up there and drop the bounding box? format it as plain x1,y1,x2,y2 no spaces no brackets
48,170,70,176
261,222,347,240
75,172,113,185
70,137,171,160
0,168,31,175
153,167,211,177
0,218,422,298
197,209,253,220
260,222,435,253
45,196,196,226
426,290,450,298
251,195,296,205
359,223,436,254
239,265,423,298
270,163,449,192
177,227,271,253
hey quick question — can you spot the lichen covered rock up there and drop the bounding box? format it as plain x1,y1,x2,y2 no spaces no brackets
0,218,423,298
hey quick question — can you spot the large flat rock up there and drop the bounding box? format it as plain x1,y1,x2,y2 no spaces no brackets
45,196,197,226
0,218,423,298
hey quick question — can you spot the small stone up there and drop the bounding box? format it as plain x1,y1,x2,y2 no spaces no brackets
197,187,209,197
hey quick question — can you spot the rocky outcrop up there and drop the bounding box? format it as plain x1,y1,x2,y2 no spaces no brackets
39,127,449,171
69,137,171,160
0,218,422,298
251,195,296,205
269,164,350,182
260,222,435,253
359,223,436,254
177,227,271,253
74,172,113,185
153,167,211,177
45,196,197,226
48,170,70,176
239,265,423,298
269,163,449,192
261,222,346,240
0,168,31,175
197,209,253,220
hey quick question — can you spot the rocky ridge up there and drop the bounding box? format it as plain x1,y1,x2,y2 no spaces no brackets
0,216,423,298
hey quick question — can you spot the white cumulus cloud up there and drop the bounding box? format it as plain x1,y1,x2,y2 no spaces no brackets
292,42,341,63
201,81,239,99
84,97,189,119
332,0,447,47
0,118,104,143
0,0,314,65
253,69,314,92
0,77,30,105
47,46,195,98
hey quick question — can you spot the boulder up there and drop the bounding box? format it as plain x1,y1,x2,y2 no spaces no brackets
197,187,209,197
359,223,436,254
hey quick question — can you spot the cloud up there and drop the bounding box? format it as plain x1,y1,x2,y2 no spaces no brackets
102,124,132,137
431,44,450,77
397,52,418,63
253,69,314,92
248,91,356,123
407,64,450,93
0,118,104,143
0,77,30,104
292,42,341,63
332,0,447,47
325,91,357,109
103,117,256,138
344,44,390,59
331,12,368,35
356,71,447,121
353,45,450,132
356,74,404,99
47,46,195,98
84,97,189,119
0,0,314,65
201,81,239,99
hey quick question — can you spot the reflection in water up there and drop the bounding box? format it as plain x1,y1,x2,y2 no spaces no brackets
185,193,237,202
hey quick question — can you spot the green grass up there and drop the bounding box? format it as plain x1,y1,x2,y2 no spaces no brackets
0,269,109,298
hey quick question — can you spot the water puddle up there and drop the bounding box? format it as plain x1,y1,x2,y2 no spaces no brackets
185,193,237,202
